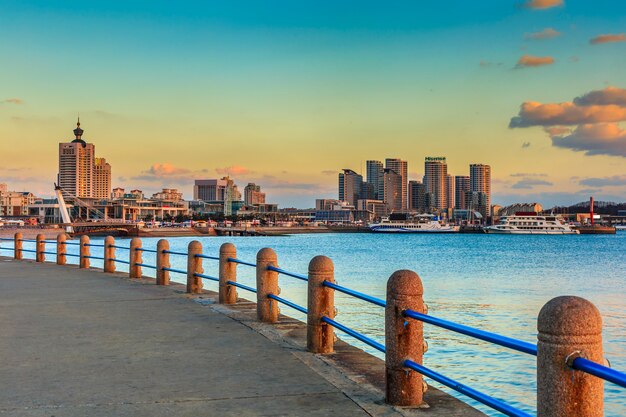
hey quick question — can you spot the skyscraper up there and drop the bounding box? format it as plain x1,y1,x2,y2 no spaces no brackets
58,118,95,198
408,180,426,212
338,169,363,206
366,160,384,200
454,175,470,210
470,164,491,218
445,174,455,210
93,158,111,199
423,157,447,211
385,158,408,210
383,168,403,212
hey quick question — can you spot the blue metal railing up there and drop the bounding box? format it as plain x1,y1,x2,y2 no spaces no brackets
84,243,105,247
110,258,130,265
267,294,308,314
227,280,256,293
65,253,80,258
136,248,157,253
267,265,308,282
323,281,386,308
64,241,81,246
196,254,219,260
322,316,386,353
227,257,257,268
109,245,130,250
163,250,188,256
42,251,57,256
84,255,105,260
194,272,219,282
572,357,626,389
162,266,187,275
136,263,157,269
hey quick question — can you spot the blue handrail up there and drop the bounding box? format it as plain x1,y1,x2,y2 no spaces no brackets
135,263,157,269
194,272,219,282
65,253,80,257
226,280,256,293
403,309,537,356
84,243,105,247
109,245,130,250
195,254,219,260
21,249,37,253
136,248,158,253
323,281,386,308
227,257,257,268
162,266,187,274
321,316,386,353
110,258,130,264
572,357,626,389
0,238,14,241
162,250,188,256
42,240,59,244
404,360,532,417
267,265,308,282
267,294,308,314
84,255,105,260
42,251,57,256
18,238,37,242
64,241,81,246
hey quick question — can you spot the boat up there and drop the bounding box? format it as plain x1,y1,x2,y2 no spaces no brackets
616,225,626,231
369,215,459,233
484,213,579,235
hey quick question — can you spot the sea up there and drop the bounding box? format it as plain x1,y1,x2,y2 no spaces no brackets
8,231,625,416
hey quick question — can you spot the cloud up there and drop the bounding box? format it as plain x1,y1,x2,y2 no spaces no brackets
509,101,626,127
131,163,201,183
2,98,23,105
522,142,531,148
515,55,555,68
321,170,337,175
511,178,553,189
550,123,626,157
524,28,561,40
573,87,626,106
215,165,253,176
579,175,626,187
543,126,572,136
590,34,626,45
524,0,564,10
145,163,191,177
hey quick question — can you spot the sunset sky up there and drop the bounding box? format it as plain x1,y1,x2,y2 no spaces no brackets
1,0,625,207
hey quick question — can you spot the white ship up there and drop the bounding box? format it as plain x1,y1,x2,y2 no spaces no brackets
369,215,459,233
484,213,579,235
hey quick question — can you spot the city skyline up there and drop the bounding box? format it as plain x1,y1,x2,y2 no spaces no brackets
1,1,625,207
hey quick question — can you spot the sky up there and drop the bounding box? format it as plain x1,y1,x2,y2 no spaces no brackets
0,0,625,208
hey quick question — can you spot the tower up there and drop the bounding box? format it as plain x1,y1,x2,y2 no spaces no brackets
423,157,447,211
58,118,95,198
470,164,491,218
385,158,408,211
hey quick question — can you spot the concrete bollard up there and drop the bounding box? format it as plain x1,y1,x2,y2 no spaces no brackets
156,239,170,285
385,270,425,407
219,243,237,304
186,240,203,294
14,232,22,260
36,234,45,263
80,235,90,269
56,233,67,265
129,238,142,278
256,248,279,323
537,296,604,417
103,236,115,273
307,255,335,354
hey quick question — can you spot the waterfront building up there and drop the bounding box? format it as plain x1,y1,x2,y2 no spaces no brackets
151,188,183,201
357,199,387,219
470,164,491,218
129,189,144,200
316,199,343,211
366,160,384,200
424,157,448,211
454,176,470,210
93,158,111,200
445,174,455,210
383,168,403,213
111,187,125,199
194,179,228,201
1,190,38,216
385,159,408,210
408,181,427,213
244,183,266,205
338,169,363,206
58,119,95,198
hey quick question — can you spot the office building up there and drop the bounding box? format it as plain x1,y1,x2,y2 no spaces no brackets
424,157,447,211
366,160,384,200
383,168,403,212
194,179,228,201
244,183,266,205
385,158,408,210
454,176,470,210
58,119,95,198
470,164,491,218
408,180,427,212
338,169,363,206
445,174,455,210
93,158,111,199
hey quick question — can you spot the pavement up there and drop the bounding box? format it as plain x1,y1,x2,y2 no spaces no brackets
0,257,483,417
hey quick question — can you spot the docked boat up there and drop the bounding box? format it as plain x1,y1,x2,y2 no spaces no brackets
369,215,459,233
484,213,579,235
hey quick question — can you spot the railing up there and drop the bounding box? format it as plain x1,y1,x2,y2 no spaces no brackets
1,232,624,417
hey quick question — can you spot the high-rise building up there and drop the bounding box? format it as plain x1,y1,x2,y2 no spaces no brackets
366,160,384,200
470,164,491,218
244,183,266,205
423,157,447,211
408,180,427,212
383,168,403,212
58,119,95,198
454,176,470,210
93,158,111,199
338,169,363,206
194,179,228,201
385,158,408,210
445,174,455,210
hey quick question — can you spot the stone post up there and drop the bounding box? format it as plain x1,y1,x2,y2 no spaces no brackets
256,248,279,323
156,239,170,285
537,296,604,417
36,234,45,263
307,255,335,354
56,233,67,265
129,238,142,278
219,242,237,304
385,270,425,406
80,235,90,269
104,236,115,273
14,232,22,260
186,240,203,294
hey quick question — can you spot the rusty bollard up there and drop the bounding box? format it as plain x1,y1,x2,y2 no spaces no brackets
103,236,115,273
307,255,335,354
14,232,22,260
256,248,279,323
79,235,90,269
385,270,425,406
56,233,67,265
219,243,237,304
129,238,142,278
36,234,45,263
187,240,203,294
156,239,170,285
537,296,604,417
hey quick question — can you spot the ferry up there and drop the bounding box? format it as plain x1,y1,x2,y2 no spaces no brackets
369,215,459,233
484,213,579,235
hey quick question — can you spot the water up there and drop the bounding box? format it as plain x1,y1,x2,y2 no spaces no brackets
6,232,625,416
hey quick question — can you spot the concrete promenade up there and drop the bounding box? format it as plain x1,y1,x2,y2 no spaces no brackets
0,258,482,417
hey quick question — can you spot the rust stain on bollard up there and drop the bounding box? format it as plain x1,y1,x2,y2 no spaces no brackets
256,248,279,323
537,296,604,417
307,255,335,354
36,234,45,263
80,235,90,269
186,240,203,294
156,239,170,285
219,243,237,304
129,238,142,278
385,270,425,407
56,233,67,265
103,236,115,273
14,232,23,260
